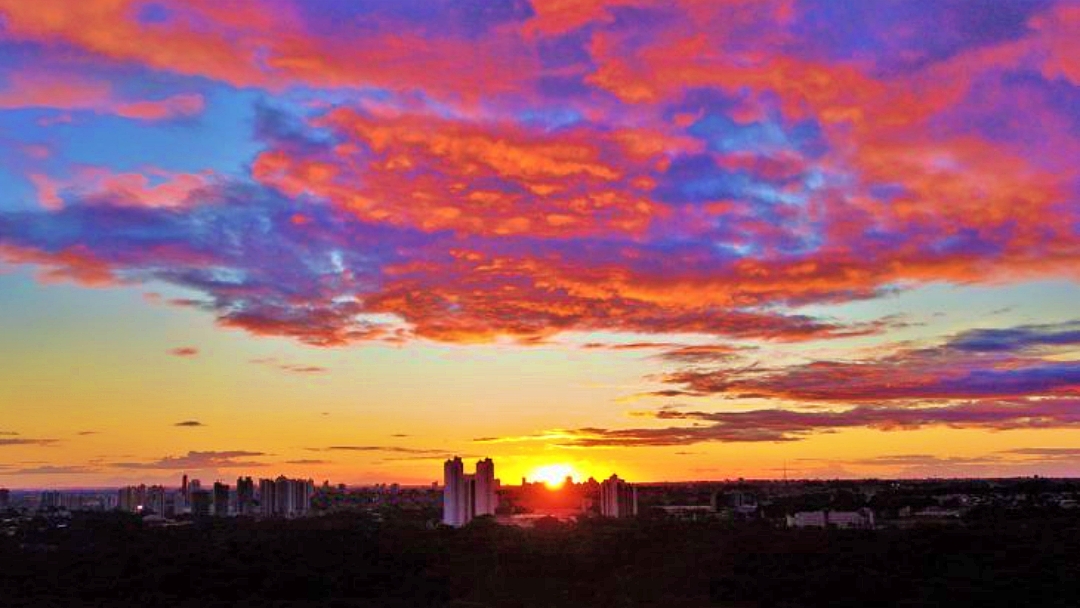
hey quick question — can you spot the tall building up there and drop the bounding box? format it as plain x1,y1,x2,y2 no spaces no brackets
145,485,166,516
190,489,211,518
213,482,230,517
118,484,148,513
600,474,637,518
443,457,465,526
236,476,255,515
474,458,496,516
0,488,9,510
39,491,62,510
442,457,497,527
284,477,314,516
259,478,276,517
257,476,314,518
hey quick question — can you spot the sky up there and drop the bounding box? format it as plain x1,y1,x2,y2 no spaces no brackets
1,0,1079,489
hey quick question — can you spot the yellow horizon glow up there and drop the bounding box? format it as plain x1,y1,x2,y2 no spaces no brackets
528,463,580,489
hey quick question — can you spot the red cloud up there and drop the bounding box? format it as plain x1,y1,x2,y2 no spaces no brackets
1,0,1078,354
168,346,199,357
0,0,537,100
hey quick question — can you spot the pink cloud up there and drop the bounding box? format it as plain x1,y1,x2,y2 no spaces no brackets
0,70,205,120
114,92,205,120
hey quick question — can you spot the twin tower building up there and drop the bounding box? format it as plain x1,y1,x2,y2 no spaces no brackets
442,456,497,527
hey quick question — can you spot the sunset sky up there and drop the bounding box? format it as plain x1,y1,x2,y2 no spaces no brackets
2,0,1080,488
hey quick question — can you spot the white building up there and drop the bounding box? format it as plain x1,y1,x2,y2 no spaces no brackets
442,457,497,527
599,474,637,518
788,509,875,529
258,476,314,518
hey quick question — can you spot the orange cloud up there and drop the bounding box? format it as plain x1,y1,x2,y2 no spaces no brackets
255,110,675,237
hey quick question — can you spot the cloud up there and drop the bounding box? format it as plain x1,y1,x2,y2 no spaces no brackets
0,465,100,475
169,346,199,357
0,67,205,122
304,445,469,463
114,93,205,121
250,357,329,374
284,459,330,465
173,420,205,427
110,450,268,470
0,438,58,447
0,1,1079,353
27,166,215,211
316,446,450,455
658,321,1080,402
806,448,1080,477
580,341,749,364
582,342,683,351
654,344,748,364
846,454,1001,468
1001,447,1080,458
76,431,99,436
947,322,1080,353
500,397,1080,447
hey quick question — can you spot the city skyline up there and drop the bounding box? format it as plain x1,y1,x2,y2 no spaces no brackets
2,1,1080,488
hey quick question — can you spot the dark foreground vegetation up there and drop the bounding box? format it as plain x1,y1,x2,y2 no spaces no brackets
2,509,1079,607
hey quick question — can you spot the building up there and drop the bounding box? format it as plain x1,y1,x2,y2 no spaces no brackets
257,476,314,518
599,474,637,518
789,510,827,528
213,482,230,517
655,505,716,521
474,458,496,516
145,485,167,516
118,485,148,513
259,478,276,517
236,476,255,515
787,509,875,529
443,457,465,526
190,490,212,518
442,457,497,527
39,491,63,510
0,488,9,510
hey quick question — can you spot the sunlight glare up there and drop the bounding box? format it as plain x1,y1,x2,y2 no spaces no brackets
529,463,579,489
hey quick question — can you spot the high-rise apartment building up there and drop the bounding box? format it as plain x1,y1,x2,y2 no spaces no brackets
212,482,230,517
443,457,465,526
39,491,62,510
257,476,314,518
442,457,497,527
118,484,148,513
600,474,637,518
190,489,211,518
145,485,166,516
236,476,255,515
0,488,9,510
259,478,276,517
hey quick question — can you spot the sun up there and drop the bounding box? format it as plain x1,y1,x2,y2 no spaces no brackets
529,463,579,489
